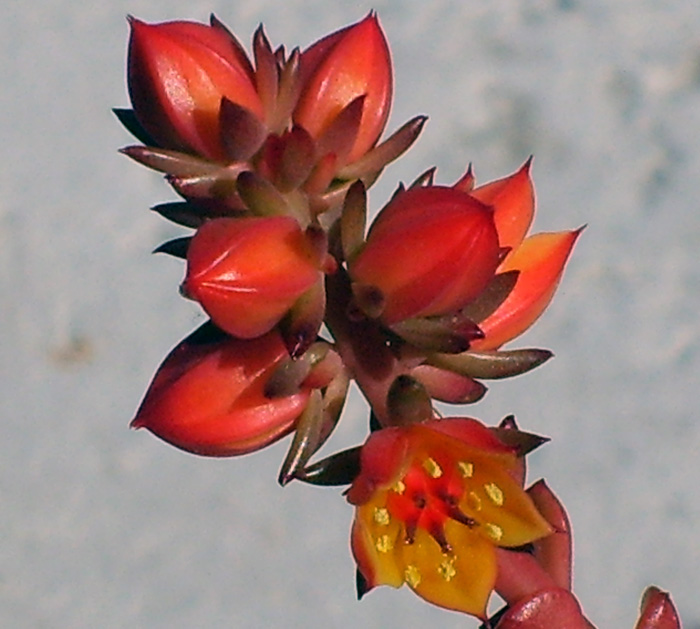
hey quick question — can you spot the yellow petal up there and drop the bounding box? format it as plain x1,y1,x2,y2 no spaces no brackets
351,493,405,589
460,453,553,547
399,524,497,618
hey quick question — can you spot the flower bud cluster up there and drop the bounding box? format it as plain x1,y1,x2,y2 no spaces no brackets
119,12,679,629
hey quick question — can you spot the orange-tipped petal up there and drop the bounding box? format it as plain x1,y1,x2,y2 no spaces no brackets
471,229,582,350
295,13,392,163
470,158,535,252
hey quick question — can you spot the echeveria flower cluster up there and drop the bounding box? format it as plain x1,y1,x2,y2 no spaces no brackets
118,13,681,628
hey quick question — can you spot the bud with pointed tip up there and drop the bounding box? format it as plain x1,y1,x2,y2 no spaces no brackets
634,587,682,629
349,186,501,325
127,17,264,161
295,13,393,166
131,329,311,457
181,216,324,339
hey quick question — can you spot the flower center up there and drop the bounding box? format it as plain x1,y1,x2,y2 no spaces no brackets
386,455,478,553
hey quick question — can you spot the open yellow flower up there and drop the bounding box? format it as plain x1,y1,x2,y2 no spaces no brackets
347,418,552,618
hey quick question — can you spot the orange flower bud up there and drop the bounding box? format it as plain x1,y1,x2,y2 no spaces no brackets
131,328,311,456
349,187,501,324
294,13,393,164
181,216,323,339
348,418,552,617
127,17,264,160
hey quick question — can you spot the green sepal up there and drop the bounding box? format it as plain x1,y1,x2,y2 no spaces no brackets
461,270,519,323
152,237,191,259
491,415,550,457
426,348,553,380
113,108,158,147
340,180,367,264
278,389,324,486
294,446,362,486
386,375,433,427
389,312,483,354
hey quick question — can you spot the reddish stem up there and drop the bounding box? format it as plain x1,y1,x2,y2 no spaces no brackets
325,267,415,425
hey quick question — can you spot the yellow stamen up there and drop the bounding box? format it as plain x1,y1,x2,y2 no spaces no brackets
484,482,504,507
404,565,421,588
393,480,406,494
458,461,474,478
375,534,394,553
437,557,457,581
373,507,390,526
467,491,482,511
422,457,443,478
484,523,503,541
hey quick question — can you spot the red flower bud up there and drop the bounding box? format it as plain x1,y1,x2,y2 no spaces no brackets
131,329,311,456
182,216,323,339
350,187,501,324
127,17,264,160
295,13,393,165
635,586,682,629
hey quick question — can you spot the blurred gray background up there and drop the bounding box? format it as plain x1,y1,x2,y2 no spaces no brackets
2,0,699,627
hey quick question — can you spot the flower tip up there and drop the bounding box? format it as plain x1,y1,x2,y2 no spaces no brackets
178,280,193,300
356,569,372,600
253,22,268,44
453,162,475,192
357,10,381,27
129,417,142,429
295,11,392,165
278,470,295,486
126,14,148,29
636,586,681,629
499,414,518,430
127,15,150,36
